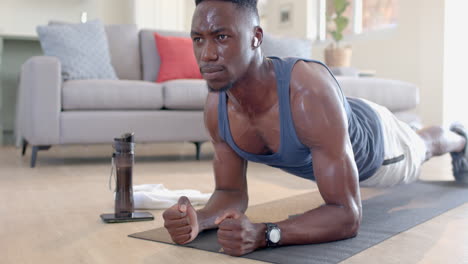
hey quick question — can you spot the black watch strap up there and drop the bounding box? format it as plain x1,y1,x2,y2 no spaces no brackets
265,222,281,247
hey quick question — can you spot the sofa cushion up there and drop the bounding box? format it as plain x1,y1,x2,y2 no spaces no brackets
37,20,117,81
46,22,141,81
262,33,313,59
140,30,190,82
336,76,419,112
154,33,202,83
163,80,208,110
62,80,163,110
105,24,142,80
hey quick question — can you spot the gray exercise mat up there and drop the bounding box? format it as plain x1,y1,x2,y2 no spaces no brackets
129,181,468,264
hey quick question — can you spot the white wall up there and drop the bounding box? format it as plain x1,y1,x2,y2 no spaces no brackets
134,0,192,31
96,0,134,25
185,1,196,31
0,0,133,36
417,0,445,126
443,0,468,126
263,0,310,38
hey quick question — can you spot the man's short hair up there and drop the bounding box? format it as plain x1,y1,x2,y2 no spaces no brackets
195,0,259,20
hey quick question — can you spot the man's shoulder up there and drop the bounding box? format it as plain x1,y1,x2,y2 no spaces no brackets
289,60,340,103
288,59,348,146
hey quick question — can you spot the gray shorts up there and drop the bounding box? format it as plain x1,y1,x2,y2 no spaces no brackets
359,99,427,187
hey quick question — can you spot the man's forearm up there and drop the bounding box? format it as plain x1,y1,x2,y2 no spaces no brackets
268,203,360,246
196,190,248,231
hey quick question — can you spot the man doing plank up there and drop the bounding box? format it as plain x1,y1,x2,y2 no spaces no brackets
163,0,468,256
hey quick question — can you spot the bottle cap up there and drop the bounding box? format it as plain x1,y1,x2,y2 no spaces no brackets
113,132,135,153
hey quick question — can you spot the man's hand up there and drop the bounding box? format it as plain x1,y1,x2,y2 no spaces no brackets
162,196,199,244
214,209,265,256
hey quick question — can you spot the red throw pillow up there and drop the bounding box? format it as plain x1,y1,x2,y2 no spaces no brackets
154,33,202,83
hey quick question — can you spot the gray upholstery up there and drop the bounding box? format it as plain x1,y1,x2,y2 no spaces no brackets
105,24,142,80
47,22,142,80
163,80,208,110
140,29,190,82
37,20,117,81
62,80,164,110
17,56,62,145
262,33,313,59
336,76,419,112
60,111,207,144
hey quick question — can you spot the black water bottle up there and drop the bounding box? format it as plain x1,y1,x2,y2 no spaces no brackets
113,132,135,217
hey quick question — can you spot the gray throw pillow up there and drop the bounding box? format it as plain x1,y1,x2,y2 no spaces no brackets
36,20,118,80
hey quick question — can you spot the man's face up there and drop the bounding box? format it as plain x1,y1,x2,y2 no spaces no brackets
191,1,255,92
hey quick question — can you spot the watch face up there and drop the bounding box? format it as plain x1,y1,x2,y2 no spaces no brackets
269,228,281,243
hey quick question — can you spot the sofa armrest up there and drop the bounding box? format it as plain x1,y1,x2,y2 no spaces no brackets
335,76,419,112
16,56,62,145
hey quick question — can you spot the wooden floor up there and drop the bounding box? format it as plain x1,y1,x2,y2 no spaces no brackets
0,143,467,264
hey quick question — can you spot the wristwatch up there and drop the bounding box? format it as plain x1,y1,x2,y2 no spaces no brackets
264,223,281,247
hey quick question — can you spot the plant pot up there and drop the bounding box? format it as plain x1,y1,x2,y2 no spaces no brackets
324,46,352,68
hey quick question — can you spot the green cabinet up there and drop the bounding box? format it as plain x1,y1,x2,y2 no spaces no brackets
0,35,42,145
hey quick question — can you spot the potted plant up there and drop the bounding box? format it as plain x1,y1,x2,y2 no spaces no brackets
325,0,352,67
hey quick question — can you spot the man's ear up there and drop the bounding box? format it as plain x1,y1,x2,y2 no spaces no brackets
252,26,263,48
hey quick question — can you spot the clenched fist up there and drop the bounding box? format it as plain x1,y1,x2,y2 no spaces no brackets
215,209,265,256
163,196,199,244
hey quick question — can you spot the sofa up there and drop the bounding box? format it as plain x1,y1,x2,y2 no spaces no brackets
16,24,420,167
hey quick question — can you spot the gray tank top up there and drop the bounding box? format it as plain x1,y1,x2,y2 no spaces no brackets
218,57,384,181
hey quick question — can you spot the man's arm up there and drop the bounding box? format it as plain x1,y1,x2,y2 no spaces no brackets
163,92,249,244
272,61,362,245
211,61,362,256
196,92,249,232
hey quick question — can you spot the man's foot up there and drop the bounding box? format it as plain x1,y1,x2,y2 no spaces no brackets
450,123,468,183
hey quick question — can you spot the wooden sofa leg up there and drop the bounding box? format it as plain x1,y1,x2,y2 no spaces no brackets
22,139,28,156
30,145,51,168
192,142,204,161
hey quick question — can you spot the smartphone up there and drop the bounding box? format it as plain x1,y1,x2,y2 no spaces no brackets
100,212,154,223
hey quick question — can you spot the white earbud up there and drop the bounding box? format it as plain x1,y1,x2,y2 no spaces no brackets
253,37,259,47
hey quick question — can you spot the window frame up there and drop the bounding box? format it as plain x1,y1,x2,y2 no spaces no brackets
317,0,397,42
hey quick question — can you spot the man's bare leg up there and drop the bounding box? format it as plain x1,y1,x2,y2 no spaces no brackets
417,126,466,160
417,124,468,183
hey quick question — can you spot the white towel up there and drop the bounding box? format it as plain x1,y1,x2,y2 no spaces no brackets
132,184,212,209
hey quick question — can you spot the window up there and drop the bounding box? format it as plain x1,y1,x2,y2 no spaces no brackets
319,0,398,41
326,0,355,36
362,0,398,32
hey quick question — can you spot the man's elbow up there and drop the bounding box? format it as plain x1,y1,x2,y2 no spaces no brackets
342,208,361,239
346,217,360,238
